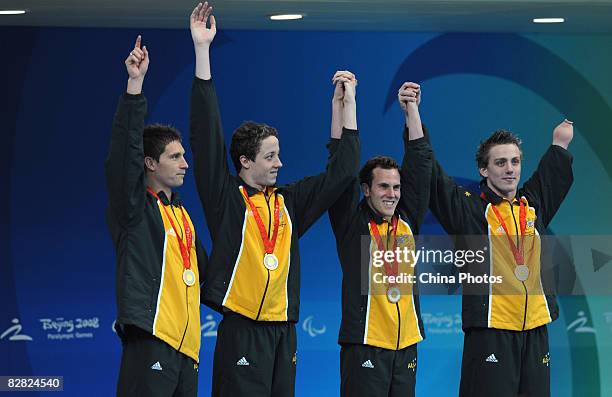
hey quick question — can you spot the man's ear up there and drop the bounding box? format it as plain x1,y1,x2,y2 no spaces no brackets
239,155,251,170
479,167,488,178
361,183,371,197
144,156,157,172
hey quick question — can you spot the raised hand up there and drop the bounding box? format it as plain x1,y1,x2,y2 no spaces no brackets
125,35,149,94
397,82,424,139
125,35,149,80
331,70,357,131
331,70,357,103
191,2,216,48
552,119,574,149
332,80,345,103
330,71,356,137
397,82,420,114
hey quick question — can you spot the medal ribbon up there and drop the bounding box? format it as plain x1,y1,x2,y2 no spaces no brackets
488,198,527,266
240,186,280,255
147,187,192,270
369,216,399,285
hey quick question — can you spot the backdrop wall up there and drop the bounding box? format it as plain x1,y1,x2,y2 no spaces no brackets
2,26,611,396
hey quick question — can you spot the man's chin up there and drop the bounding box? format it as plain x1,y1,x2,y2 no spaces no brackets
504,182,518,191
499,188,517,198
378,209,396,219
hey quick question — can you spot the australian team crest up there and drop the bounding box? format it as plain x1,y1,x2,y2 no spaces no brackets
396,235,410,245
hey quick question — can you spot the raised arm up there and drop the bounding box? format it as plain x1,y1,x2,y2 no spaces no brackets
397,82,431,233
398,82,424,141
338,71,357,131
289,72,360,237
329,71,361,240
330,73,344,139
396,85,476,235
552,119,573,150
125,36,149,95
522,119,574,227
105,35,150,226
189,2,233,234
192,2,216,80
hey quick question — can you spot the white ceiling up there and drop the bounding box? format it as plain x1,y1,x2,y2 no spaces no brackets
1,0,612,33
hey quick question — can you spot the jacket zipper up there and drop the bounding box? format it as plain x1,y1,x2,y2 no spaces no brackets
171,205,190,351
508,201,528,330
396,303,402,350
256,192,272,320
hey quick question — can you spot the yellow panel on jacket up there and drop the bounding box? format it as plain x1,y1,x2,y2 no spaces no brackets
487,197,552,331
223,186,293,321
365,217,423,350
152,201,201,363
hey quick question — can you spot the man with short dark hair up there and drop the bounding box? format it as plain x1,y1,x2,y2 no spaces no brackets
188,3,359,396
475,129,523,170
329,82,432,397
106,35,207,397
420,80,574,396
229,121,279,173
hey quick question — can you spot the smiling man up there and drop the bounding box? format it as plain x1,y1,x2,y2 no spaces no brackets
328,81,432,397
106,36,207,397
188,3,359,396
420,83,575,396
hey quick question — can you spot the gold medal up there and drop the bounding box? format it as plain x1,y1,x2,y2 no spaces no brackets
263,253,279,271
183,269,196,286
241,188,282,273
387,286,401,303
514,265,529,282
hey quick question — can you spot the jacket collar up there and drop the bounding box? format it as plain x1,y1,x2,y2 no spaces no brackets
479,179,523,206
238,176,278,197
360,198,397,225
150,189,182,207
